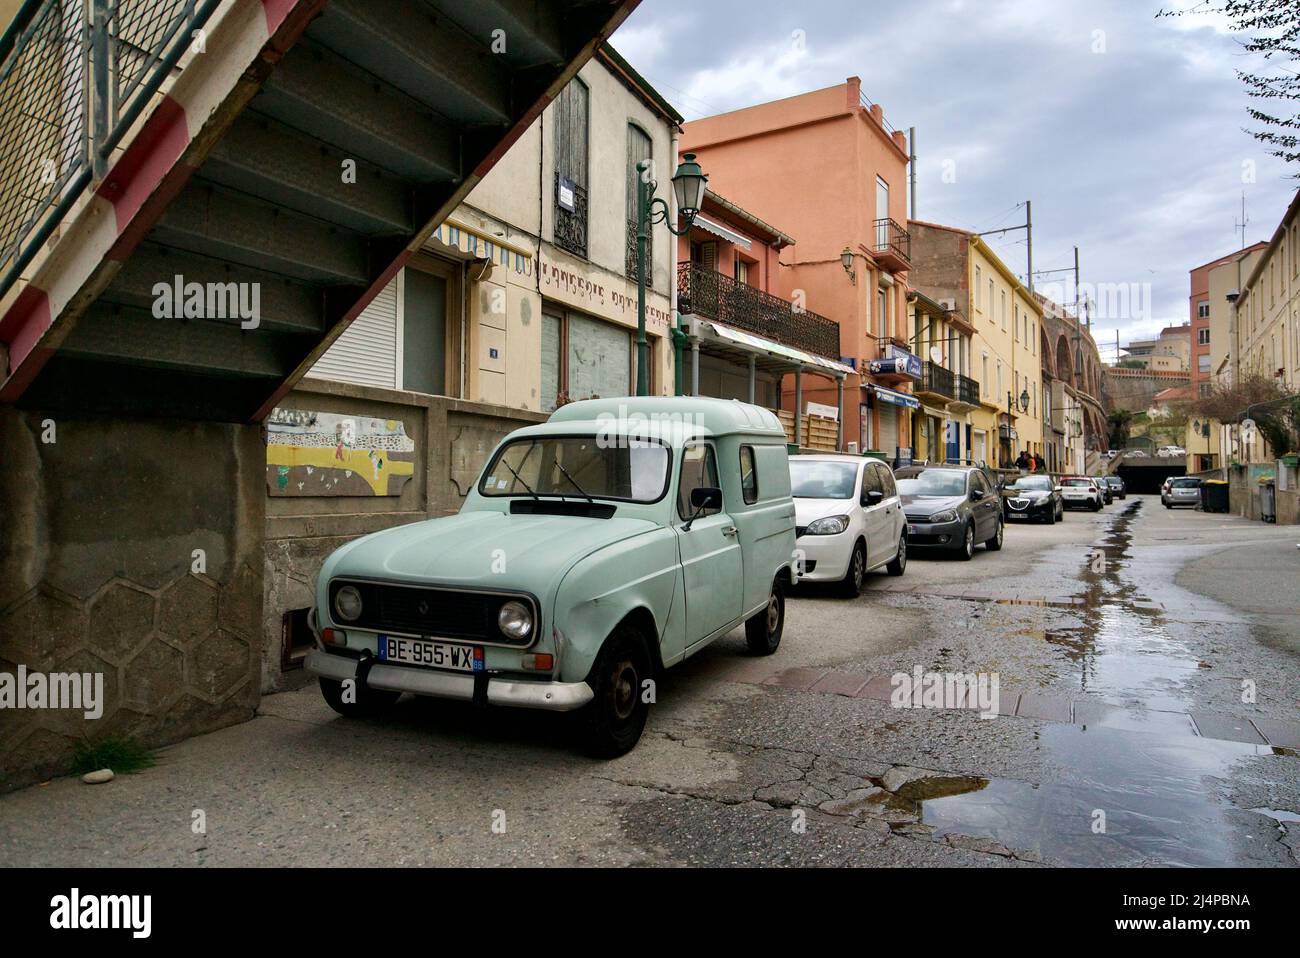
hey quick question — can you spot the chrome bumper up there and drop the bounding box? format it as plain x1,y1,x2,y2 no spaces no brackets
304,650,593,712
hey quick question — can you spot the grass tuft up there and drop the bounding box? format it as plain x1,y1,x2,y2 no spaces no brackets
70,738,157,776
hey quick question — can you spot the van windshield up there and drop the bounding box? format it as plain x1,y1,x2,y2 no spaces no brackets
480,436,670,503
789,460,858,499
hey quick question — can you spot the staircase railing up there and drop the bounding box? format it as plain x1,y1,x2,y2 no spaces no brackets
0,0,221,304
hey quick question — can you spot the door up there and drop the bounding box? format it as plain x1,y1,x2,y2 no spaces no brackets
676,443,743,646
859,462,893,568
945,420,960,462
970,471,999,540
873,461,903,564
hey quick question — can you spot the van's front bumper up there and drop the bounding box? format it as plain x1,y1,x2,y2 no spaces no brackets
305,649,594,712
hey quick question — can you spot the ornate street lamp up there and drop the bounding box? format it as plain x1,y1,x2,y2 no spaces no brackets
636,153,707,396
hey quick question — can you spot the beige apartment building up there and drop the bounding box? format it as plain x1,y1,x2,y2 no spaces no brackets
910,222,1045,468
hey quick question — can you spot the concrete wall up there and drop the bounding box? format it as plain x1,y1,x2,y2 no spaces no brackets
261,379,546,692
0,408,264,790
1227,463,1300,524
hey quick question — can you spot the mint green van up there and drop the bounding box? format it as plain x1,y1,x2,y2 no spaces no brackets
306,397,797,756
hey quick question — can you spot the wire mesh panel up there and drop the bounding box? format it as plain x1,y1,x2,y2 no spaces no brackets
109,0,195,137
0,0,88,275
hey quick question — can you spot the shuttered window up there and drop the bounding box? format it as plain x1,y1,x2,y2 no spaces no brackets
307,278,399,387
541,312,563,412
626,124,652,288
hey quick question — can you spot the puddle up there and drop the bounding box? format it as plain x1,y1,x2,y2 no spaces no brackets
915,724,1284,866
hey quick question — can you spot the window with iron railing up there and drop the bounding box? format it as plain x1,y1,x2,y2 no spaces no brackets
553,77,588,258
625,123,652,288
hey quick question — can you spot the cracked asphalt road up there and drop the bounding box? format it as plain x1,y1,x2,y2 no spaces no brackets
0,495,1297,867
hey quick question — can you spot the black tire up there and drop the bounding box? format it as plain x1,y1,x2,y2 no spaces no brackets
1046,505,1056,525
886,532,907,576
1090,500,1102,512
955,522,975,561
745,577,785,655
319,676,400,718
1164,502,1172,510
985,516,1004,550
840,540,867,597
580,627,652,758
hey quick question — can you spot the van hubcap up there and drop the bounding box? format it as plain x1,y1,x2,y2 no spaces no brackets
767,593,781,634
609,661,637,720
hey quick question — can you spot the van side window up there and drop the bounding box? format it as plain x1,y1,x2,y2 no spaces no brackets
678,443,721,520
739,445,758,504
876,462,897,498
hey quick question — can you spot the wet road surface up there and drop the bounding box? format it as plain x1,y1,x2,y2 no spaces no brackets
0,494,1297,866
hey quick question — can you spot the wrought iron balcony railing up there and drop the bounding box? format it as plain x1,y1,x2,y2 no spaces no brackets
625,218,651,290
678,262,840,361
553,172,588,258
872,216,911,266
955,373,980,405
918,361,954,399
0,0,222,303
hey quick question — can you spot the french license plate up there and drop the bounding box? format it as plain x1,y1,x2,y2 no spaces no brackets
1010,512,1027,519
907,523,918,534
378,635,483,672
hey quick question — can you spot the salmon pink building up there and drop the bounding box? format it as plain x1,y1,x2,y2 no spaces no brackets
681,77,920,457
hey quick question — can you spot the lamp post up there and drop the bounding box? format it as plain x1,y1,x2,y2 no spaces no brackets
636,152,707,397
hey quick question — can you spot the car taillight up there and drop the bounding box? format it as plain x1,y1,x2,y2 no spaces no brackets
1088,486,1097,493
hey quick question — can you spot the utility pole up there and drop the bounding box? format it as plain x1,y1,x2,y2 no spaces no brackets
909,127,917,221
1234,193,1248,251
1026,200,1033,294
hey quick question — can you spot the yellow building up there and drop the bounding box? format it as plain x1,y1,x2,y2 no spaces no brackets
910,222,1045,469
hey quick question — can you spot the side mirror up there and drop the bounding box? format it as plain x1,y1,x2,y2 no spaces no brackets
863,489,884,506
690,486,721,510
971,488,985,501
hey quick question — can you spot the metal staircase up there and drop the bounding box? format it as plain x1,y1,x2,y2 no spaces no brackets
0,0,637,421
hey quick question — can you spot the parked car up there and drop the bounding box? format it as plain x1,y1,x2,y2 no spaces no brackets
1094,475,1114,504
1161,476,1176,498
897,465,1004,560
1000,474,1064,523
1163,475,1203,508
790,454,907,596
1157,445,1187,458
1103,475,1126,500
1060,476,1104,511
1126,449,1149,458
305,397,797,757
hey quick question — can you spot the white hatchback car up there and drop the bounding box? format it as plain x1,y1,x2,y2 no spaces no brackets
789,454,907,596
1059,476,1104,511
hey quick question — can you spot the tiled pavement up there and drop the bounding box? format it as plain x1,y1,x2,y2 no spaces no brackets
755,664,1300,750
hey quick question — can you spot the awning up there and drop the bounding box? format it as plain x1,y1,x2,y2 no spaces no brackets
702,322,854,377
870,385,920,410
693,214,753,251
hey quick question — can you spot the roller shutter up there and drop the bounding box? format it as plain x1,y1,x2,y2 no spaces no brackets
306,279,399,388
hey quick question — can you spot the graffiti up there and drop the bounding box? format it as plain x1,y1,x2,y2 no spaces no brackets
266,409,415,497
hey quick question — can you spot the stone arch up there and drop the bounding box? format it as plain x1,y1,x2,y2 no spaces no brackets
1040,328,1055,378
1055,335,1074,385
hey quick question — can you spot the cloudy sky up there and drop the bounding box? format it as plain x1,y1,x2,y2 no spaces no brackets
612,0,1297,358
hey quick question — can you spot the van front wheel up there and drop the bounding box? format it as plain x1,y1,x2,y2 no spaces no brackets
746,577,785,655
579,628,652,758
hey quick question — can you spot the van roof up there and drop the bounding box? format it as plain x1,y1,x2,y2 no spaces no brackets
545,396,787,439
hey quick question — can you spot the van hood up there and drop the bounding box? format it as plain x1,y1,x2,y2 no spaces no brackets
322,510,657,599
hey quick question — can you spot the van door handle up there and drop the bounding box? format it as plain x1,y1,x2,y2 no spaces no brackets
722,525,738,537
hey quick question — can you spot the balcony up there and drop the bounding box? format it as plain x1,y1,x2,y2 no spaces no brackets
873,217,911,272
916,362,954,402
678,262,841,360
954,373,980,408
554,173,588,258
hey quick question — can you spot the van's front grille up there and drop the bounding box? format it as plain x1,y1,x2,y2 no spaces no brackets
328,580,537,647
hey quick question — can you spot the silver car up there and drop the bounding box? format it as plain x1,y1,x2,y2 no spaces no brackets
1162,476,1202,509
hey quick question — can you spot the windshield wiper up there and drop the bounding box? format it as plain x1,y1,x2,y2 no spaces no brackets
554,458,594,504
501,459,540,500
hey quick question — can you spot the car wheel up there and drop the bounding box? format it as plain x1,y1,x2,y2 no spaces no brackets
746,577,786,654
985,516,1004,550
1164,502,1172,509
1046,505,1056,525
956,522,975,561
1090,500,1101,512
580,626,652,758
886,533,907,576
319,675,401,719
840,540,867,597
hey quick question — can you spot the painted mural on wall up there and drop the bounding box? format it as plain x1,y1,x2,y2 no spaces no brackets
266,408,416,497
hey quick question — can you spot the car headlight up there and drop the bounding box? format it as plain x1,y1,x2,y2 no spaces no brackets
928,510,958,523
333,585,362,623
805,515,850,535
497,600,533,641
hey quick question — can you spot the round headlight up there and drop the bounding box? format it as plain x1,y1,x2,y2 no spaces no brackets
333,585,363,622
498,600,533,641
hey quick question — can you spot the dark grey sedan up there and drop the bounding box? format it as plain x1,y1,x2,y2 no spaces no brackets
897,466,1004,560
